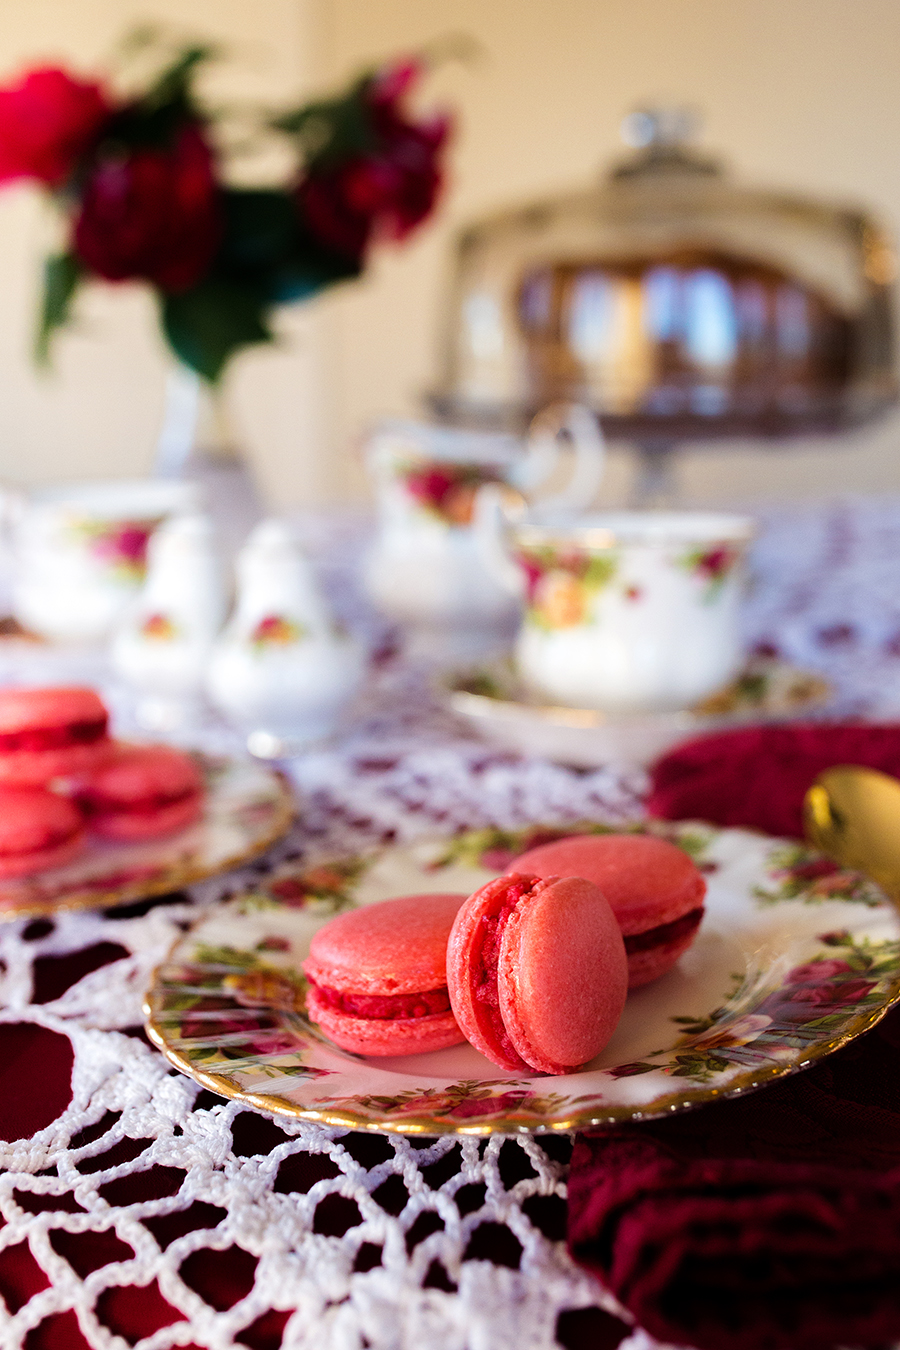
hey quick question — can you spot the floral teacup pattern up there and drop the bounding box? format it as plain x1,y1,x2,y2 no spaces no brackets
511,513,754,713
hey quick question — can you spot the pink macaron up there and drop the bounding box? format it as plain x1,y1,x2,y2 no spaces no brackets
506,833,707,988
0,686,112,786
77,743,204,841
0,787,86,877
303,893,468,1056
447,873,628,1075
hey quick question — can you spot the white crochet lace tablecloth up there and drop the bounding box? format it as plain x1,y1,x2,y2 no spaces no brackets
2,495,900,1350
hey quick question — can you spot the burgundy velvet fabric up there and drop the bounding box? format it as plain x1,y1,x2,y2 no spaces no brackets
569,1010,900,1350
647,722,900,839
569,723,900,1350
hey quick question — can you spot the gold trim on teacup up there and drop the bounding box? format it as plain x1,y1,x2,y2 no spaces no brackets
513,511,756,552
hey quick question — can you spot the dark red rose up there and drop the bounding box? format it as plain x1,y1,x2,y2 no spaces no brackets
786,959,854,984
758,975,877,1023
297,57,450,262
73,122,220,292
0,66,111,187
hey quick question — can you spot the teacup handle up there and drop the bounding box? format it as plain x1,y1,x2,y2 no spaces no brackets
511,402,605,515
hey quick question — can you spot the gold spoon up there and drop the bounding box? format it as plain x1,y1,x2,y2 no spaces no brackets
804,765,900,904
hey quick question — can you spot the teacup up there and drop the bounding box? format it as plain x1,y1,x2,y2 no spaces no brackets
10,479,200,643
511,511,755,713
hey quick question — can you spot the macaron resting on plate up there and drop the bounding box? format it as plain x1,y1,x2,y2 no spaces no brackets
0,686,112,785
304,893,468,1056
78,743,205,840
447,873,628,1074
507,833,707,987
0,787,85,876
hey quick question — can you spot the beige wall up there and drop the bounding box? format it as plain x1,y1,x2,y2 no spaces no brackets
2,0,900,508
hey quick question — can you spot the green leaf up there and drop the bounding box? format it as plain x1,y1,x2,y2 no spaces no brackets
161,279,273,382
35,252,82,365
217,188,362,304
272,74,377,166
143,44,216,114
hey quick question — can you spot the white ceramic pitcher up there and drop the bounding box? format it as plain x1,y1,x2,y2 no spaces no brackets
362,404,605,662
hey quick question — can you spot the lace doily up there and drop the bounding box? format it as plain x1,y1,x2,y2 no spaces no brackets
2,495,900,1350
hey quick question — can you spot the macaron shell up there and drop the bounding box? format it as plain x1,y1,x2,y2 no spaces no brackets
446,877,532,1072
0,787,86,877
0,738,114,787
0,686,107,734
0,830,85,878
498,875,628,1074
89,791,203,841
305,987,463,1056
305,893,467,997
507,834,705,933
84,743,203,805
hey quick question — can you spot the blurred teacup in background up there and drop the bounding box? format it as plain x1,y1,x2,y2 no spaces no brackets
9,479,200,643
362,404,605,663
510,511,755,713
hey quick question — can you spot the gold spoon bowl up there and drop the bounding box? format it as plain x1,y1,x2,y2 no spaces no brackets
804,764,900,905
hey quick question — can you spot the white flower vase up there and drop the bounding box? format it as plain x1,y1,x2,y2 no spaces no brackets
207,520,365,756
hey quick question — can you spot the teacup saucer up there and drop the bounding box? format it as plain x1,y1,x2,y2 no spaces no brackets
443,658,831,767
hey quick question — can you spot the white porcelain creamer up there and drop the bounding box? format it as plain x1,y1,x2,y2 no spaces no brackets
362,404,605,663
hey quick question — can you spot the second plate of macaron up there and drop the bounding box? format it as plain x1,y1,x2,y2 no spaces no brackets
0,749,295,920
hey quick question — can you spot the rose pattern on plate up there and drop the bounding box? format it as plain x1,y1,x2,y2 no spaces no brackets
755,843,886,907
238,858,365,914
158,943,321,1074
433,819,714,874
516,545,618,631
609,931,900,1083
313,1080,572,1126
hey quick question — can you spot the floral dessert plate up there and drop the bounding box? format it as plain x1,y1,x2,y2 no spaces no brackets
0,755,295,921
444,658,831,767
144,819,900,1135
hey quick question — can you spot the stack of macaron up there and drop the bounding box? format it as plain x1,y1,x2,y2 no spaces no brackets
0,685,206,877
302,832,707,1076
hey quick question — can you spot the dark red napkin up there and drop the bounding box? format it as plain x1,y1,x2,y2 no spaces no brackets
648,722,900,839
568,722,900,1350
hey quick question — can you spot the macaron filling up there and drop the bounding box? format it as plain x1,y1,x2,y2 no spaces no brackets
306,982,451,1021
470,875,538,1071
87,785,199,819
623,906,705,954
0,716,108,753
